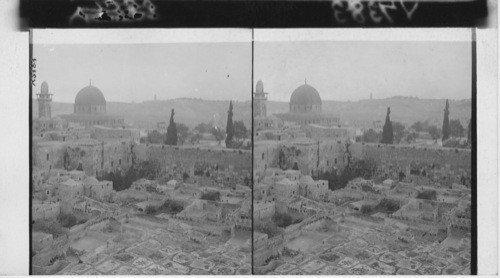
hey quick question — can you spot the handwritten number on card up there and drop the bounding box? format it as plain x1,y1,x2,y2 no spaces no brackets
331,0,419,24
332,0,348,24
347,0,365,24
31,58,37,87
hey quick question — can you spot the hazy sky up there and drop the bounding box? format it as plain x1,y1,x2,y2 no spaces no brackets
34,43,252,103
254,41,472,102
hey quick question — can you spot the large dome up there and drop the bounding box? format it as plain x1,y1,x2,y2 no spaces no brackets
290,84,322,105
75,85,106,106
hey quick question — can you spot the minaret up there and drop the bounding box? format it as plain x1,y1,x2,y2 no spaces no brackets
253,80,268,118
37,81,53,118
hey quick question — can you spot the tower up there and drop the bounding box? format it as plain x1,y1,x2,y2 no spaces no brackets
37,81,52,118
253,80,268,118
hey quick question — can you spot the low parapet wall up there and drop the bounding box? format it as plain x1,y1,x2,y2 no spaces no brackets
359,143,471,172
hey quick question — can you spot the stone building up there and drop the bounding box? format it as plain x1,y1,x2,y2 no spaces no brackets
306,124,356,141
274,81,340,126
83,176,114,201
37,81,52,119
254,115,283,133
254,202,276,220
256,168,328,203
273,178,300,200
33,81,69,137
254,138,359,178
253,80,268,118
394,199,440,223
59,82,124,128
32,232,53,252
299,176,328,200
92,125,140,143
32,201,60,222
58,178,84,200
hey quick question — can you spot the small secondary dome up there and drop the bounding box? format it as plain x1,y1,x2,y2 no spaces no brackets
290,84,322,106
75,84,106,106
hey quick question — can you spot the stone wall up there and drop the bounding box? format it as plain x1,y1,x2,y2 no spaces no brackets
254,139,358,178
357,143,471,185
34,140,251,183
134,144,251,174
32,139,133,177
358,144,471,172
254,141,281,177
306,125,356,141
32,202,61,222
33,141,67,172
254,202,275,220
254,139,471,188
253,234,285,266
92,126,140,143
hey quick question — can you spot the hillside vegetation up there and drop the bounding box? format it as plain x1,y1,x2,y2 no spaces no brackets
32,98,252,129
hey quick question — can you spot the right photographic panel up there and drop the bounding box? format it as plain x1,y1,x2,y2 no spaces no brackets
252,29,474,275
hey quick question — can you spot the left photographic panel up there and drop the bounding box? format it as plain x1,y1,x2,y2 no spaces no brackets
30,29,253,275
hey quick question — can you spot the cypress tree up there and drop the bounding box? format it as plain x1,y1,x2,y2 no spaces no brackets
381,107,393,144
165,109,177,145
225,101,234,147
442,99,451,141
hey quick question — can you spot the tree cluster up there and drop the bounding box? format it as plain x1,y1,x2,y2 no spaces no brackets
211,126,226,145
442,99,451,141
200,191,221,202
224,101,250,149
416,190,437,201
362,121,406,144
100,160,161,191
142,109,195,146
362,129,381,143
272,212,294,228
369,198,400,214
363,100,469,147
255,220,282,238
143,115,249,148
33,219,67,237
317,158,377,191
57,212,85,228
158,199,184,215
225,101,234,147
165,109,178,145
145,205,157,215
381,107,393,144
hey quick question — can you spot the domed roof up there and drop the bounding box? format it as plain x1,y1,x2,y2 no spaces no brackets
75,84,106,106
290,83,321,105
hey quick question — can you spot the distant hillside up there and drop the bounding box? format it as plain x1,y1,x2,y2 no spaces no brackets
32,97,471,130
267,98,472,127
32,98,252,130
